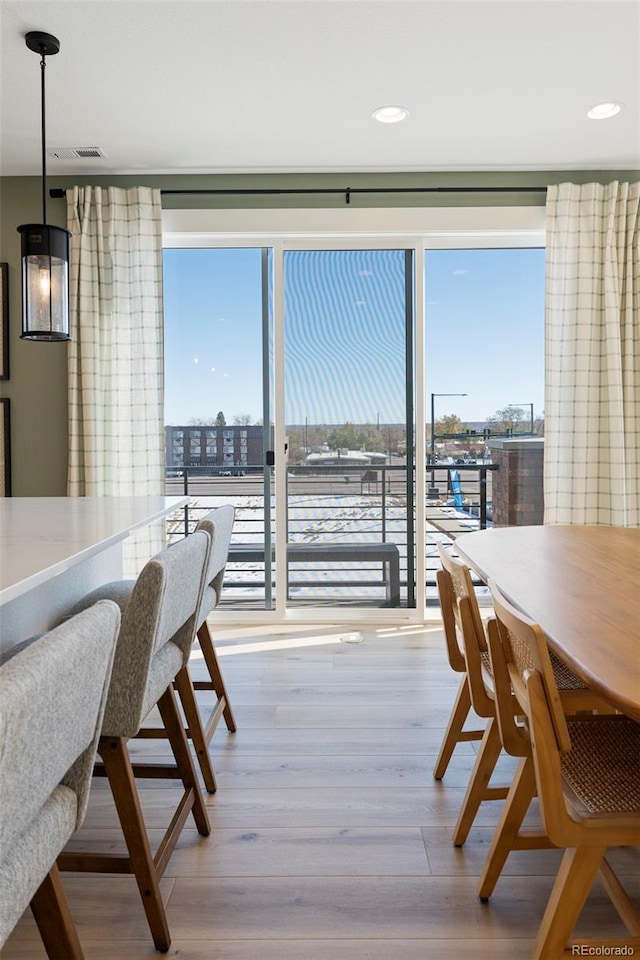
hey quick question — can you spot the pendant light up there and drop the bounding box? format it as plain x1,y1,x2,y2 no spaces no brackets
18,32,71,341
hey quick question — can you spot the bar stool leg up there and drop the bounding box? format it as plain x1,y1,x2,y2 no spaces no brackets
157,685,210,837
30,865,84,960
174,665,218,794
197,622,237,732
98,737,171,952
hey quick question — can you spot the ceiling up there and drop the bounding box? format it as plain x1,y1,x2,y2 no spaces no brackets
1,0,639,177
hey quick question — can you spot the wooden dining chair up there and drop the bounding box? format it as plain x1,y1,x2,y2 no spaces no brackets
433,544,485,779
435,544,510,847
437,545,610,849
484,580,640,959
58,531,212,952
0,601,120,960
477,576,618,903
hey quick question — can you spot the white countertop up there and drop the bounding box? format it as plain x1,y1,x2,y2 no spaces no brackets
0,496,188,605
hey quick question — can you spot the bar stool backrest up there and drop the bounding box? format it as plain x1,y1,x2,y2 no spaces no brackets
195,505,235,624
102,530,210,738
0,600,120,948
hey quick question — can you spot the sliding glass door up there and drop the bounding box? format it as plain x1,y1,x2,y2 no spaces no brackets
283,247,416,609
163,212,544,619
163,246,276,611
164,243,416,612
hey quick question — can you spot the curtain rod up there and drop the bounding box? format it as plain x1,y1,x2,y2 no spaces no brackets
50,184,548,205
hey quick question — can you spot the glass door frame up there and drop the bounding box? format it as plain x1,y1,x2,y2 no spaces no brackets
278,239,422,617
162,205,545,624
162,233,426,623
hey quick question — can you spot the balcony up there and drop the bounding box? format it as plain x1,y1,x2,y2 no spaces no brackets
164,462,498,609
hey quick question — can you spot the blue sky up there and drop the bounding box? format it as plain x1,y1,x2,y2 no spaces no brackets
163,245,545,426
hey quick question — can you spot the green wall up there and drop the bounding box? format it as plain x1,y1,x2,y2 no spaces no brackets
1,169,637,495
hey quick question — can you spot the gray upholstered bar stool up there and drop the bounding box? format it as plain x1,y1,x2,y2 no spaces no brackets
66,505,237,795
189,505,237,782
0,600,120,960
58,530,211,953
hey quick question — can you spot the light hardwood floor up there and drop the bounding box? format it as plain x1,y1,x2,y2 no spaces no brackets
4,622,638,959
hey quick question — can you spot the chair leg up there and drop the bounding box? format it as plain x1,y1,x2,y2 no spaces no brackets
98,736,171,952
599,857,640,935
174,665,218,794
477,756,539,901
531,846,606,960
433,674,479,780
30,864,84,960
452,716,506,847
196,621,237,732
157,684,210,837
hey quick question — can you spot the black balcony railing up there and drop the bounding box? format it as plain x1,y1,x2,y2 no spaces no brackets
164,462,497,607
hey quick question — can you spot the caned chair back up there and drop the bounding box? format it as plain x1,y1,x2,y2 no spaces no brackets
438,544,494,717
487,579,571,754
438,544,485,649
101,530,210,738
436,561,466,674
436,568,467,673
195,504,235,624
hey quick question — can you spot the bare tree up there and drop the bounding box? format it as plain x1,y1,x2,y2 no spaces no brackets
486,405,528,433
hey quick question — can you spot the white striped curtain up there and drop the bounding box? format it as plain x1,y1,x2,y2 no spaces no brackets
544,181,640,526
66,186,166,572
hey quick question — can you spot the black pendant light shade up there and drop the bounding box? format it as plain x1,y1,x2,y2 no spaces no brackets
18,223,70,341
18,31,71,342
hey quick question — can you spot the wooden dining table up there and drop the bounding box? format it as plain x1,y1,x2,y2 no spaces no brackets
455,524,640,722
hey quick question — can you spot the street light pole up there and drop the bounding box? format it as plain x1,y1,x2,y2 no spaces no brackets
429,392,468,498
510,403,534,435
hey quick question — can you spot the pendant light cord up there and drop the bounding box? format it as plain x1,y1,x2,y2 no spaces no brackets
39,47,47,225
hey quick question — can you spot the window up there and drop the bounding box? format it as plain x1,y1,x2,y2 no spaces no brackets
425,247,545,438
163,206,545,618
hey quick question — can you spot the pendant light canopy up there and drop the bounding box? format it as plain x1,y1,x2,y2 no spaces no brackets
18,31,71,342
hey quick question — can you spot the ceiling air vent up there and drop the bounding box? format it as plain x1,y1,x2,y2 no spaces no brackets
47,147,107,160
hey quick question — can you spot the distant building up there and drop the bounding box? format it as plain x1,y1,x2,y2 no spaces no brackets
165,424,263,470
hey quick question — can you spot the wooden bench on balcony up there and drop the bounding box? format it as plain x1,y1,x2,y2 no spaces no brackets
227,541,401,607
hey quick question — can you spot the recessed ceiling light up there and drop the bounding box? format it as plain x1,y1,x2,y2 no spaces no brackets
372,105,409,124
587,102,623,120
